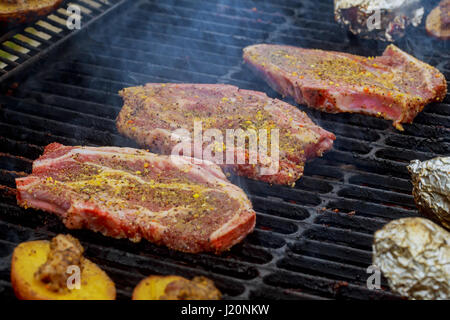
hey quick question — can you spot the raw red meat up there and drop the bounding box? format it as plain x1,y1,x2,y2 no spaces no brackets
16,143,256,254
243,44,447,130
117,83,335,186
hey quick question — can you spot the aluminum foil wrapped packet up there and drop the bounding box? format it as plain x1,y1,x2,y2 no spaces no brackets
334,0,425,41
373,217,450,300
408,157,450,230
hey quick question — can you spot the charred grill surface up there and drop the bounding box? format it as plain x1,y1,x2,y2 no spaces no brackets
0,0,129,83
0,0,449,300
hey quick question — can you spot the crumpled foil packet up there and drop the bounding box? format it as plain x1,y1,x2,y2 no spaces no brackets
408,157,450,230
334,0,425,41
373,217,450,300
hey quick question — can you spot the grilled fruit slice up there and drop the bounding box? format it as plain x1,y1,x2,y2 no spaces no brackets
15,143,256,254
0,0,63,25
117,83,335,186
426,0,450,40
243,44,447,130
11,235,116,300
132,275,221,300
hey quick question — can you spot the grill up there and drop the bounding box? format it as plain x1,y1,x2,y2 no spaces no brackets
0,0,448,300
0,0,129,83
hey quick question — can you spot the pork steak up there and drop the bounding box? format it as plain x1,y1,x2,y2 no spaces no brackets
243,44,447,130
116,83,335,186
16,143,256,254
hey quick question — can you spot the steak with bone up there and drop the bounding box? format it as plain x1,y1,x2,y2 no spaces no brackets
116,83,335,186
15,143,256,254
243,44,447,130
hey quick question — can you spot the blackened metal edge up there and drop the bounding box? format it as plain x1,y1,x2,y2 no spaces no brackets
0,0,133,88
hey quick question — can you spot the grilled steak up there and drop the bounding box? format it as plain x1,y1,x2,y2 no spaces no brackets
116,83,335,186
243,44,447,130
15,143,256,254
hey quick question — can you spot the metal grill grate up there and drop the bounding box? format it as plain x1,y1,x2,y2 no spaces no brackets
0,0,449,300
0,0,128,82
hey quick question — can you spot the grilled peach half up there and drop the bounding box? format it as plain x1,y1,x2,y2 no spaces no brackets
11,240,116,300
132,275,186,300
425,2,450,40
132,275,222,300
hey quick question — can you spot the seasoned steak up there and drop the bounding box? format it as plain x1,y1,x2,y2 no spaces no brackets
117,83,335,186
15,143,256,254
243,44,447,130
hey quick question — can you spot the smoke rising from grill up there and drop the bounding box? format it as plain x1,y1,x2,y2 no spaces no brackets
0,0,449,300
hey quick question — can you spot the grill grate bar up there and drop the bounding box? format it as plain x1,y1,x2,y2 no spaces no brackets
87,39,241,67
34,62,255,93
6,38,40,54
0,44,31,61
0,121,79,148
262,271,397,300
289,238,373,266
0,59,17,71
122,12,270,40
